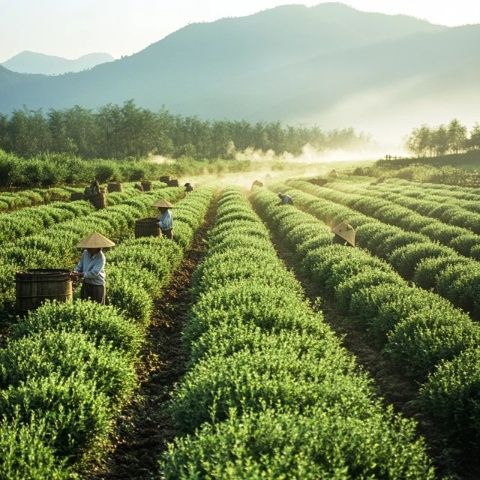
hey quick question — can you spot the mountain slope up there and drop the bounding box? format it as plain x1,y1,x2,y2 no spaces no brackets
2,51,114,75
0,2,476,139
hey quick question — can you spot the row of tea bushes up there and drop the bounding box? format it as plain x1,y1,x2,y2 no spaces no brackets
370,177,480,206
295,179,480,258
160,188,435,479
0,187,77,213
0,182,166,244
0,200,95,244
328,179,480,256
106,188,214,324
252,187,480,462
0,187,185,314
286,180,480,318
0,182,153,245
369,183,480,215
0,189,214,478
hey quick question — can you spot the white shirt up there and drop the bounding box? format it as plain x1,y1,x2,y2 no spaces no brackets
158,210,173,231
74,250,106,286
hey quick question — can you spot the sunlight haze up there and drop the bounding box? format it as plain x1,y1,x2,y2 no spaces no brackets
1,0,479,61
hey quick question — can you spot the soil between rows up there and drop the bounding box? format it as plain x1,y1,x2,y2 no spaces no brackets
87,199,217,480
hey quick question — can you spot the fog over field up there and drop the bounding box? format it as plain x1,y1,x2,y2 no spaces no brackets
1,2,479,154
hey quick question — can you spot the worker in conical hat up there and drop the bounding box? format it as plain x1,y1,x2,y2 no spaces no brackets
332,221,356,247
278,192,294,205
153,198,174,239
71,232,115,304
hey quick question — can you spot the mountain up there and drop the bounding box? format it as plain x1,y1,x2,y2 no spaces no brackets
0,2,478,140
1,51,114,75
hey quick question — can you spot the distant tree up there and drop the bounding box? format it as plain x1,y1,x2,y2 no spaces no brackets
431,125,449,156
210,121,232,158
406,125,432,157
48,109,76,154
7,109,50,157
176,143,197,158
116,100,158,158
96,103,122,158
469,124,480,150
0,114,8,150
155,109,176,156
64,105,98,158
447,119,467,153
0,100,372,160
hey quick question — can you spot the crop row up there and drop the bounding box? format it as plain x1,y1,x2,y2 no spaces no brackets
0,188,214,478
0,199,95,244
371,187,480,228
332,176,480,203
0,186,185,314
0,187,77,213
300,180,480,257
346,180,480,235
160,187,435,479
368,180,480,213
379,178,480,201
287,180,480,317
252,187,480,460
0,183,161,244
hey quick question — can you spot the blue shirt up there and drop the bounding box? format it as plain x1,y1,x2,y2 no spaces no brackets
74,250,106,286
158,210,173,231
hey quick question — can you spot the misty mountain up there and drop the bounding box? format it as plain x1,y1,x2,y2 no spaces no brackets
0,2,478,139
1,51,114,75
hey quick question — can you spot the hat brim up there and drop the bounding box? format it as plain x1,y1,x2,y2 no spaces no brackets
332,222,356,246
153,200,174,208
76,232,116,249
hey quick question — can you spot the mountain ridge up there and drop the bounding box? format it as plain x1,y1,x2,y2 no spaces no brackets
2,51,115,75
0,2,477,140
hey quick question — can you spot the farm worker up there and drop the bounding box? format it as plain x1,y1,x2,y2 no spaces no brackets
85,179,100,197
251,180,263,191
154,198,174,239
332,221,356,247
278,193,294,205
91,179,101,194
185,182,194,192
72,232,115,304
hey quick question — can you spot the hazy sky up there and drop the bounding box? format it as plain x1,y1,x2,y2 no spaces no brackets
1,0,479,62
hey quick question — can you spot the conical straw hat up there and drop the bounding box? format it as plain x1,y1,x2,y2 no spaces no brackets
153,198,174,208
76,232,116,249
332,221,356,246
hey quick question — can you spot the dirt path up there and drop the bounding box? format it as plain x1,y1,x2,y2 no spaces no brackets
88,200,217,480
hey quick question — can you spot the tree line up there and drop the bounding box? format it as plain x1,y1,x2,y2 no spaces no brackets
0,100,370,160
406,119,480,157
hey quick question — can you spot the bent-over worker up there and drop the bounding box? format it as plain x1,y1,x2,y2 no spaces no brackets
72,232,115,304
85,179,101,197
91,179,101,195
154,198,174,239
185,182,194,192
251,180,263,191
278,193,294,205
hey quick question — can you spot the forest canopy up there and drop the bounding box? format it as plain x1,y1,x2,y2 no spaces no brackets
406,119,480,157
0,100,370,160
